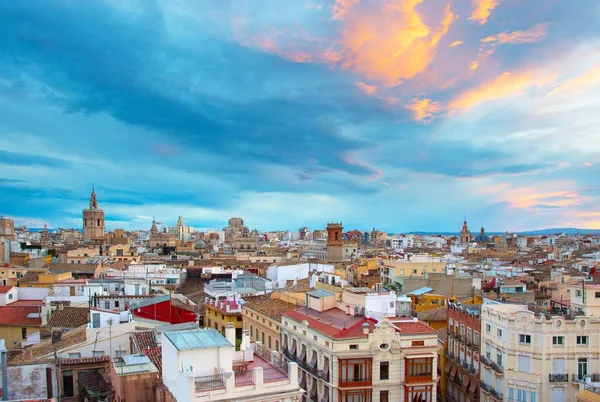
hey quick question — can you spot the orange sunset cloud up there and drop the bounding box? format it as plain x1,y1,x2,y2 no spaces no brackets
356,81,377,94
405,97,442,122
331,0,360,20
339,0,455,86
469,0,499,25
450,70,556,110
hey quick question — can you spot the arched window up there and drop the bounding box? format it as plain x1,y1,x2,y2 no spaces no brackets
97,218,100,226
335,232,338,241
84,219,87,226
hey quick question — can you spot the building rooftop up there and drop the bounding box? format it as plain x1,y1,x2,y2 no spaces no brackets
0,306,42,327
113,354,159,376
404,286,433,296
131,330,158,353
47,263,99,274
306,289,335,299
163,328,233,351
283,307,378,339
0,285,14,293
47,307,90,329
242,296,297,321
417,306,448,322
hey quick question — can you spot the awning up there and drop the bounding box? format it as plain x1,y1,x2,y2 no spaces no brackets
463,374,471,390
445,361,453,374
469,378,478,395
448,364,458,381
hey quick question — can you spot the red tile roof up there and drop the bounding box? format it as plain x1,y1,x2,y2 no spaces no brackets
283,309,380,339
0,306,42,326
392,320,438,335
144,347,162,377
0,285,14,293
9,300,45,307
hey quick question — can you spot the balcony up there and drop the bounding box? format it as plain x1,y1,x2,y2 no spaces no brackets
406,373,434,384
445,351,455,360
549,373,569,382
490,389,503,401
195,374,226,392
468,365,478,375
339,376,372,387
490,362,503,375
480,356,492,368
573,373,600,383
481,382,491,394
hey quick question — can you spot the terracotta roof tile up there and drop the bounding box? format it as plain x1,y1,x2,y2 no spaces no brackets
131,330,158,352
47,263,99,274
0,285,14,293
46,307,90,329
390,319,438,335
417,306,448,322
437,327,448,343
243,296,297,321
144,347,162,377
283,308,380,339
0,306,42,327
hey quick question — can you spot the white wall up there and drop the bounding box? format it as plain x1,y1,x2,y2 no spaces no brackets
18,287,49,300
0,287,18,306
365,293,397,319
162,332,190,402
57,323,132,359
267,262,334,283
5,363,56,400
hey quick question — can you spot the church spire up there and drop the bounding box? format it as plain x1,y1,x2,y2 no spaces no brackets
89,188,98,209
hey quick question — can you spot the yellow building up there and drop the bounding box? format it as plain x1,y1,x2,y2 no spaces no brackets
242,296,296,352
418,305,448,331
347,258,379,286
0,267,49,287
0,305,42,345
381,260,447,285
106,244,138,262
204,299,243,341
17,270,73,289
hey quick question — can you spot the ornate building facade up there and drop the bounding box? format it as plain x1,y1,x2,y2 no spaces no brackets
82,189,105,243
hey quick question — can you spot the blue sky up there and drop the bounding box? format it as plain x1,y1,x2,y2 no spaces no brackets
0,0,599,233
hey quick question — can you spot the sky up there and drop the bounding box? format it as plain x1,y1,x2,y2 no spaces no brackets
1,0,600,233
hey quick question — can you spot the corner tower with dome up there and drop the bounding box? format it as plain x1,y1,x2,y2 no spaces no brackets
83,188,105,243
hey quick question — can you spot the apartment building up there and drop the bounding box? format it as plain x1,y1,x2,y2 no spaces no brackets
480,283,600,402
205,298,243,339
161,327,304,401
242,295,296,351
446,302,481,402
281,289,439,402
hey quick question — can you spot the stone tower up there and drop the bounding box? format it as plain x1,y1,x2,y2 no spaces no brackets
459,218,472,244
326,222,344,262
83,188,105,242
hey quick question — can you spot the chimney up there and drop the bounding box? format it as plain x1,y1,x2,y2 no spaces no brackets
225,322,236,347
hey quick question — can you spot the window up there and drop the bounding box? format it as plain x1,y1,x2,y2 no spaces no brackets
8,293,13,300
405,385,432,402
339,358,372,386
595,291,600,298
412,340,425,347
552,336,564,345
577,290,582,297
460,324,465,336
486,324,491,332
268,335,272,349
104,301,110,309
236,317,242,322
518,355,531,373
349,344,359,350
530,392,537,402
114,301,120,308
380,362,389,380
21,328,27,340
517,389,527,402
380,390,389,402
467,328,472,343
474,331,479,346
68,353,81,359
93,351,104,357
497,328,503,338
339,389,372,402
577,336,588,345
519,334,531,344
405,358,433,382
496,349,502,366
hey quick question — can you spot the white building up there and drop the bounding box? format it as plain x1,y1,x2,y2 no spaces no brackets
480,289,600,402
161,326,304,401
266,261,334,286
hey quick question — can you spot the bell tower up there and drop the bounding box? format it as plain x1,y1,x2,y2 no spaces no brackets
326,222,344,262
460,218,472,244
83,188,105,243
